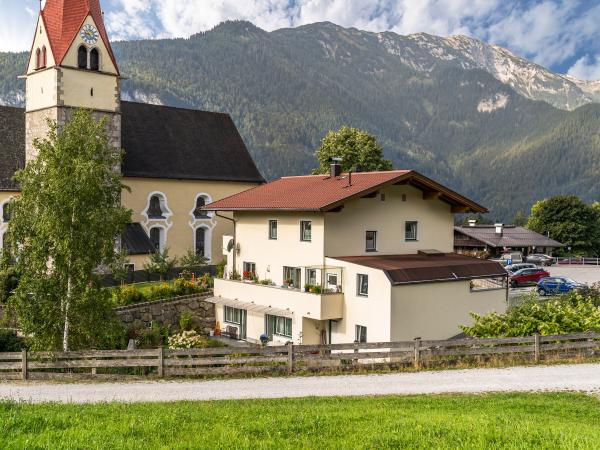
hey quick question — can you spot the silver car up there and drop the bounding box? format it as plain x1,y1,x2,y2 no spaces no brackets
505,263,537,274
525,254,554,266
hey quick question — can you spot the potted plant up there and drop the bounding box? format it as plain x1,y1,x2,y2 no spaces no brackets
304,283,312,292
285,278,294,288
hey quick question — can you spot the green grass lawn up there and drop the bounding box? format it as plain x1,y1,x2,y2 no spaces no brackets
2,393,600,449
126,280,175,297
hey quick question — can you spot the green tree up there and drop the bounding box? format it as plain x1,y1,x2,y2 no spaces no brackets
313,126,392,174
110,249,132,286
527,195,600,256
512,211,527,227
144,248,177,281
179,248,208,273
7,110,131,351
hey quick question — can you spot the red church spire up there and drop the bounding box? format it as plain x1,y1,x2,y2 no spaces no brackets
40,0,119,74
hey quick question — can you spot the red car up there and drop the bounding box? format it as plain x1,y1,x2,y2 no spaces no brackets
509,268,550,288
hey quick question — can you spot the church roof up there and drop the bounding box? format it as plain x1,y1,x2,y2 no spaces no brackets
121,102,264,183
40,0,119,74
0,102,264,189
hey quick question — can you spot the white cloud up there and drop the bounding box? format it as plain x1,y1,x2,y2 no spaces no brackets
567,55,600,81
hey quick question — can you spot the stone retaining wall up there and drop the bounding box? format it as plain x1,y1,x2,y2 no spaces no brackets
115,293,215,335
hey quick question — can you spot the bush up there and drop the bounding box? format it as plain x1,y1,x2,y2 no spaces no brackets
129,322,169,348
216,259,226,279
0,329,24,351
0,267,20,304
168,330,210,349
172,278,202,296
463,291,600,337
148,283,173,301
178,312,193,331
113,286,147,306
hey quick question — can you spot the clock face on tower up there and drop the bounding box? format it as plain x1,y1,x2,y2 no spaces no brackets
80,24,99,45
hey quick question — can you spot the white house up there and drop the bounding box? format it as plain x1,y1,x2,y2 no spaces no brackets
204,164,508,345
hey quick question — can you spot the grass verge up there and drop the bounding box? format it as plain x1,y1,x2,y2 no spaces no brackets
2,393,600,449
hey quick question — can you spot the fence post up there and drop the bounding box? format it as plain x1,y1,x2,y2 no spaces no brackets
21,349,28,381
534,334,540,363
157,346,164,378
287,342,294,374
413,338,421,369
353,340,359,366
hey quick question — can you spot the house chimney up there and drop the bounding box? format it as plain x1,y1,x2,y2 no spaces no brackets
330,157,342,178
468,219,477,227
495,223,504,235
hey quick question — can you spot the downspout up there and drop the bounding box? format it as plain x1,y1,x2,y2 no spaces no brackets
215,211,237,277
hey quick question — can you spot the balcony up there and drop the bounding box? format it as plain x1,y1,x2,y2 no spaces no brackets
214,278,344,321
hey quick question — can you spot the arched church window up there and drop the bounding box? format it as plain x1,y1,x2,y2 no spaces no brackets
35,48,41,70
90,48,99,71
195,227,206,256
78,45,87,69
147,195,165,219
149,227,164,252
41,46,47,68
2,202,11,223
194,196,210,219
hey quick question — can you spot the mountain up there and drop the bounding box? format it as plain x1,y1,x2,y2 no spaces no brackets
1,21,599,221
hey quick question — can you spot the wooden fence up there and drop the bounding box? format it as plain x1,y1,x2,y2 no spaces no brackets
2,332,600,381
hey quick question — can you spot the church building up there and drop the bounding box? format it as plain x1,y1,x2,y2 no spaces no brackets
0,0,264,269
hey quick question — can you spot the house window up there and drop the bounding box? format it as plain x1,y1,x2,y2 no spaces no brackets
41,46,47,68
300,220,312,242
306,268,317,286
147,195,165,219
366,231,377,252
224,306,243,325
195,227,206,256
90,48,99,71
269,220,278,240
405,221,418,241
149,227,164,252
357,274,369,296
35,48,41,69
243,262,256,280
77,45,87,69
283,266,302,289
355,325,367,343
266,314,292,338
194,195,210,219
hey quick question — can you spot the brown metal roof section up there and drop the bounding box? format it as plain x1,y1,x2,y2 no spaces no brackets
454,226,564,248
203,170,487,213
332,253,507,285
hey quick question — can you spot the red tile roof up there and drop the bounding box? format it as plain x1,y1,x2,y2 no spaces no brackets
41,0,119,75
333,253,507,285
204,170,487,213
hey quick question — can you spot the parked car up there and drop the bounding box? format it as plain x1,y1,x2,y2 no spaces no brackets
525,254,554,266
509,268,550,288
537,277,584,296
505,263,537,274
492,252,524,266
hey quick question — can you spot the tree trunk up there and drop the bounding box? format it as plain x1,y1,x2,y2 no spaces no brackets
63,276,71,352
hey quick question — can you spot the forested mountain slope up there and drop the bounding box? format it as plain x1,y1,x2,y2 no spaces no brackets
1,21,599,220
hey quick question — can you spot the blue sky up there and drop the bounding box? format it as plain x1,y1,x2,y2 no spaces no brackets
1,0,599,79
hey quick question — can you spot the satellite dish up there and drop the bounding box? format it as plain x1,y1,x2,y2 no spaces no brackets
227,239,235,253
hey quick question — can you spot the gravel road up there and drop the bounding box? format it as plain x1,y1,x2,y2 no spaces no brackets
1,363,599,403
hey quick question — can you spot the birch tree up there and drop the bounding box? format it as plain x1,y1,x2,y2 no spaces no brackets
7,110,131,351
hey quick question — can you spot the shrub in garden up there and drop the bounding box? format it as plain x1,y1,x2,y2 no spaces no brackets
0,267,20,304
172,278,202,296
462,291,600,337
178,312,194,331
168,330,211,349
148,283,173,301
216,259,226,279
112,285,147,306
128,322,169,348
0,329,24,351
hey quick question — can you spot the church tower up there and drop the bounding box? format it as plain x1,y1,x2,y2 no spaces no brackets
24,0,121,162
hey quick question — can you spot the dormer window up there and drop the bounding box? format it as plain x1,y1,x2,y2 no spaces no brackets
147,195,165,219
78,45,87,69
90,48,99,71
